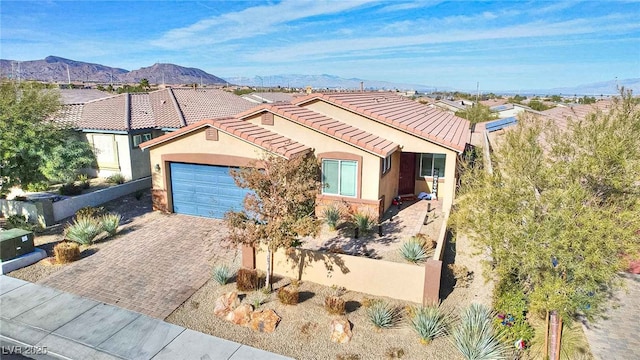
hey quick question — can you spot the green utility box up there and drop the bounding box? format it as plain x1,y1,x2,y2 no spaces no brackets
0,228,35,262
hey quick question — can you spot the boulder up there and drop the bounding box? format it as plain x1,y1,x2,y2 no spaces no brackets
213,291,240,317
226,304,253,326
330,317,353,344
249,309,281,333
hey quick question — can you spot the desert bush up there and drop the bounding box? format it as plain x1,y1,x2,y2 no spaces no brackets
100,213,121,237
325,295,346,315
247,291,269,309
54,241,80,263
277,286,299,305
493,280,535,345
106,173,126,184
77,174,90,189
212,264,233,285
59,182,83,196
25,182,49,192
367,300,400,329
75,206,106,221
414,233,437,250
236,268,259,291
65,217,102,245
6,214,38,232
352,208,377,235
336,354,360,360
323,203,342,230
399,238,429,263
452,303,508,360
410,305,449,344
385,347,405,359
449,264,473,288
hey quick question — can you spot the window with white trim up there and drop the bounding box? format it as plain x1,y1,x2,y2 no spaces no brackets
133,133,153,147
322,159,357,197
419,153,446,178
381,154,392,175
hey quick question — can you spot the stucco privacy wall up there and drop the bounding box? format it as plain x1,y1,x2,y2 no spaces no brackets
302,101,459,211
246,113,383,202
255,246,426,303
147,128,266,212
0,199,53,227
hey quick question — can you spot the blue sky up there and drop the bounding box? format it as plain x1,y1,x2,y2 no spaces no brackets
1,0,639,91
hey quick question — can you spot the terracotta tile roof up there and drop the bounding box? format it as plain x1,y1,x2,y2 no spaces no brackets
77,94,128,131
55,103,84,128
540,101,613,130
129,93,156,130
238,104,399,157
148,89,184,128
293,92,471,152
171,88,255,125
59,89,111,104
140,118,311,159
242,92,294,104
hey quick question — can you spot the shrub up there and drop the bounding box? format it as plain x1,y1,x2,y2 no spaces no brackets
399,238,429,263
106,173,125,184
236,268,259,291
414,233,437,250
54,241,80,263
323,203,342,230
452,303,508,360
366,300,399,329
77,174,90,189
65,217,103,245
325,295,346,315
449,264,473,288
59,182,83,196
6,214,38,232
75,206,105,221
25,182,49,192
410,305,449,344
101,213,121,237
493,280,535,344
247,291,269,309
352,209,377,235
385,347,405,359
277,286,299,305
212,264,232,285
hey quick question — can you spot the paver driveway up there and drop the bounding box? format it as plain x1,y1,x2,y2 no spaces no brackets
39,212,240,319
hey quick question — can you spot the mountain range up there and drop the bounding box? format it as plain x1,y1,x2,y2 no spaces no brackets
1,55,637,95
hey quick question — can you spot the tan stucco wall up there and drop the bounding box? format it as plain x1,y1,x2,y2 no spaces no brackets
378,151,400,209
83,133,130,179
255,246,426,303
303,101,459,211
246,114,382,202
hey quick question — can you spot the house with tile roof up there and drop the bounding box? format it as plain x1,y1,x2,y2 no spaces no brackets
56,88,254,181
141,91,471,218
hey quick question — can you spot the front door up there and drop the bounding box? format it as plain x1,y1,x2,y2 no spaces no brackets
398,153,416,195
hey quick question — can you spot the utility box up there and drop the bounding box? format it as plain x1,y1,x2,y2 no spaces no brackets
0,229,35,262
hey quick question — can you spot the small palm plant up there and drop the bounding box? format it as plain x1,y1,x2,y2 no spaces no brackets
212,264,233,285
65,217,103,245
410,305,449,344
399,237,429,263
367,300,400,329
452,303,508,360
323,203,342,230
101,213,122,237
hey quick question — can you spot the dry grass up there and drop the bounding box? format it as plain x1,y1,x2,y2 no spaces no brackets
236,268,259,291
53,241,79,264
277,286,299,305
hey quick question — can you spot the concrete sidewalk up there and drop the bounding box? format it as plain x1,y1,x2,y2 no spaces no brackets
0,276,291,360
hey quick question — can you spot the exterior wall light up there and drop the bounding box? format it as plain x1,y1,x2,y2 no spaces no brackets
154,164,161,172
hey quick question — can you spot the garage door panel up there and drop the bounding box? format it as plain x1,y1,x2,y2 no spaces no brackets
170,163,250,219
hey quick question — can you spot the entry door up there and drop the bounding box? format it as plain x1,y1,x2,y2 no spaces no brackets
398,153,416,195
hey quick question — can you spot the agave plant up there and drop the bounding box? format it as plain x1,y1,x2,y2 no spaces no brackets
452,303,508,360
399,238,429,263
410,305,449,344
367,300,399,329
212,264,233,285
65,217,103,245
101,213,122,237
323,204,341,230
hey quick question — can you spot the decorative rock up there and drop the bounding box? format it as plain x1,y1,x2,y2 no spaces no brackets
249,309,281,333
226,304,253,326
213,291,240,317
330,317,353,344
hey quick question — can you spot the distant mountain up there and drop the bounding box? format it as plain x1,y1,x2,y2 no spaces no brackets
505,78,640,96
223,74,441,91
0,56,227,85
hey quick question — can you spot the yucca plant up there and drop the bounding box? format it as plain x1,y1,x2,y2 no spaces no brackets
323,203,342,230
212,264,232,285
106,173,126,184
452,303,508,360
101,213,122,237
352,210,376,235
399,238,429,263
410,305,449,344
367,300,399,329
65,217,103,245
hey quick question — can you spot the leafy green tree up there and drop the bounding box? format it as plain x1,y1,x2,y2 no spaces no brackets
455,103,498,124
550,95,562,103
41,135,95,184
224,152,321,291
452,90,640,358
508,94,527,104
139,78,150,91
527,100,553,111
578,96,596,104
0,81,63,194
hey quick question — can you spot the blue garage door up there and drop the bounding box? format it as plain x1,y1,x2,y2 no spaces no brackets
170,163,250,218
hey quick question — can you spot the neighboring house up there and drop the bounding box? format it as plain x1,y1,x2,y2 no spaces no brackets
141,92,470,219
59,88,111,104
56,88,255,181
489,103,529,118
241,92,295,104
435,99,473,113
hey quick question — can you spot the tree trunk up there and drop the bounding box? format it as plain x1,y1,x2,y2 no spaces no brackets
548,310,563,360
265,248,273,292
544,310,549,360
